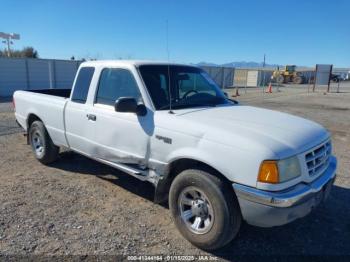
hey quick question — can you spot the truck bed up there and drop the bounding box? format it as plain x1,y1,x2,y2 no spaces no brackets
14,89,70,147
28,88,71,98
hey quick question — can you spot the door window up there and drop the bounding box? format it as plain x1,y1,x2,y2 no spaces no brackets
95,68,141,106
71,67,95,103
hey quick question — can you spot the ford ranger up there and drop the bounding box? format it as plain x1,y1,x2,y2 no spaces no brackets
13,61,337,250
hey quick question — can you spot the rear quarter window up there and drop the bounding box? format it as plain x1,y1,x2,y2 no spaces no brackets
71,67,95,103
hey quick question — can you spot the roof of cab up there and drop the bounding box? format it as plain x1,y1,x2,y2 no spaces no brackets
80,60,197,68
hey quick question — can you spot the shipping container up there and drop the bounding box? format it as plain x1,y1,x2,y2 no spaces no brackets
233,69,273,87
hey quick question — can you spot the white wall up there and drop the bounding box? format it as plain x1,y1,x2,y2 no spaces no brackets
0,58,81,97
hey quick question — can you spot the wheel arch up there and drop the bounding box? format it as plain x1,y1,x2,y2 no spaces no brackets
26,113,45,144
154,157,232,204
27,113,43,131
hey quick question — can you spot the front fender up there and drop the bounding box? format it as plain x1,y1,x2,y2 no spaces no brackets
164,139,262,188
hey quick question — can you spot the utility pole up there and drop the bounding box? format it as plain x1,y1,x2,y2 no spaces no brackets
261,54,267,88
263,54,266,67
0,32,20,57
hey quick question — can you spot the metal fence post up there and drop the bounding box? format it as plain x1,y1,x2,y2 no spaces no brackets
327,65,333,93
313,65,317,92
48,61,53,89
52,60,57,88
24,58,30,90
221,67,225,89
48,60,56,89
244,71,247,94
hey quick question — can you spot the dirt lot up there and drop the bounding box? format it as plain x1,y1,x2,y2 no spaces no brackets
0,83,349,260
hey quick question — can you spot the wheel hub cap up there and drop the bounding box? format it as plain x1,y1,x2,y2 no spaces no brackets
192,199,208,218
179,187,214,234
31,132,44,157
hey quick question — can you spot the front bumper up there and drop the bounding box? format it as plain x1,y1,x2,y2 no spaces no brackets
233,156,337,227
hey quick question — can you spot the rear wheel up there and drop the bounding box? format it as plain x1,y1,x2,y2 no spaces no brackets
169,169,241,251
29,121,59,164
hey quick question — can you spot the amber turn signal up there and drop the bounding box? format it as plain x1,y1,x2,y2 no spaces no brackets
258,160,279,184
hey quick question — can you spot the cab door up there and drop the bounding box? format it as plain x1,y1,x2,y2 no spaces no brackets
89,67,152,166
65,66,96,154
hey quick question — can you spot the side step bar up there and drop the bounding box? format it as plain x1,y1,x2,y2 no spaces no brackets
69,148,158,184
95,157,147,178
94,157,161,185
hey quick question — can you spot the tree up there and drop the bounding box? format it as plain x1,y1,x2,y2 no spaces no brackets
0,46,39,58
22,47,39,58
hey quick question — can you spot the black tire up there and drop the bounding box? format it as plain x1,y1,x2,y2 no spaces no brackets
276,75,285,84
169,169,241,251
29,120,59,164
293,76,303,84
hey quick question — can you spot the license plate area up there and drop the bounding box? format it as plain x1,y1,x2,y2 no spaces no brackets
314,179,333,206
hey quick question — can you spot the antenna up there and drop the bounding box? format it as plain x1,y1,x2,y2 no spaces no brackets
166,20,173,114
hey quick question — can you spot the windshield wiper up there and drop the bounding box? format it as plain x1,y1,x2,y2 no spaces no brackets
159,102,217,110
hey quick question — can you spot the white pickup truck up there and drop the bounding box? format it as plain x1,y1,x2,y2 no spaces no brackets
14,61,337,250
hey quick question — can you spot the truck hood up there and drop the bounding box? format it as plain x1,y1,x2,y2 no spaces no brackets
174,105,329,159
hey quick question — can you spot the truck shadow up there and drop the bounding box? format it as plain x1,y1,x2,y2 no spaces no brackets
50,151,350,257
49,150,156,202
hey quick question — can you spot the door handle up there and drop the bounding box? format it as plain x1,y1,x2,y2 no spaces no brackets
86,114,96,121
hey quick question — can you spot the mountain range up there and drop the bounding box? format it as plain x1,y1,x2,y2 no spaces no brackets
195,61,281,68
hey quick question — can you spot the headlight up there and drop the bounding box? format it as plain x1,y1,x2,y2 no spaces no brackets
278,156,301,182
258,156,301,184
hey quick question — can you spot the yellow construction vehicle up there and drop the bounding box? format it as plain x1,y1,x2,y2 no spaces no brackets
272,65,304,84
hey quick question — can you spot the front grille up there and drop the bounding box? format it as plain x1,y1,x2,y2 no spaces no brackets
305,140,331,177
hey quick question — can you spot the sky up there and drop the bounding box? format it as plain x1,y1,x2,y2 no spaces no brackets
1,0,349,67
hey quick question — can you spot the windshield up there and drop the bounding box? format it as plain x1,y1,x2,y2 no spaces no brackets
286,66,295,72
138,65,229,110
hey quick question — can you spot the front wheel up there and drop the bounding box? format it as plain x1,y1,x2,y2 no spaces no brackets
29,121,59,164
169,169,241,251
276,75,285,84
293,76,304,84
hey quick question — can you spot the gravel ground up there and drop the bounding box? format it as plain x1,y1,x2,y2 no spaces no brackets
0,84,349,260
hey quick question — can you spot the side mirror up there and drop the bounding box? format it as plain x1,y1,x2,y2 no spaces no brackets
114,97,147,116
